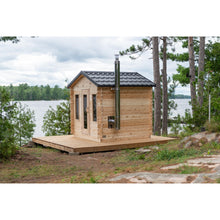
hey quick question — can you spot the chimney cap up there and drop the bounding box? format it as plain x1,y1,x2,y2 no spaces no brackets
115,54,119,60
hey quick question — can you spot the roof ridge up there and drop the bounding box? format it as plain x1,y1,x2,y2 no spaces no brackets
67,70,156,88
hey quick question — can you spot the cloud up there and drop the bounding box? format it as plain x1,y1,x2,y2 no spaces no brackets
0,37,189,94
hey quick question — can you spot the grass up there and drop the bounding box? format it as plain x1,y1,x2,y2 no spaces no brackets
154,148,201,161
174,165,208,174
0,164,80,182
1,136,220,183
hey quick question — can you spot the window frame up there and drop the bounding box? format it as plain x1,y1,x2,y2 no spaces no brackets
83,94,87,129
92,94,97,122
75,94,79,119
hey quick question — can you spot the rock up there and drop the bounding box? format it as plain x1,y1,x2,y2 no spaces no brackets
179,136,191,148
180,136,190,144
206,133,217,142
184,141,192,149
191,132,206,140
191,137,200,147
135,148,151,153
199,137,208,145
179,132,219,149
27,141,36,148
149,146,159,150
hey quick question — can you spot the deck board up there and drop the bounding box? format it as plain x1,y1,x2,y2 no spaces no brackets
32,135,175,154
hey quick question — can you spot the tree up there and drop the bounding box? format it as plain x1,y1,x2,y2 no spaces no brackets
161,37,168,135
0,37,19,43
0,88,36,159
169,38,220,131
45,84,51,100
52,85,60,100
0,88,17,159
152,37,161,135
42,101,70,136
119,37,180,135
14,102,36,146
198,37,205,107
188,37,197,116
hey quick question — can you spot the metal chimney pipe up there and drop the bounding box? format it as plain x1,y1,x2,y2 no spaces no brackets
115,54,120,130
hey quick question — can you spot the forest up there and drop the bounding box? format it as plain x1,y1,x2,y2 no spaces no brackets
120,37,220,135
0,83,69,101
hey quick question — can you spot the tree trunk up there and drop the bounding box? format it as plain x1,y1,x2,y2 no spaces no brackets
198,37,205,107
188,37,197,116
152,37,161,135
162,37,168,136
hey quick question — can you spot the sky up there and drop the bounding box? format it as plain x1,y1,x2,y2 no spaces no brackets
0,36,190,95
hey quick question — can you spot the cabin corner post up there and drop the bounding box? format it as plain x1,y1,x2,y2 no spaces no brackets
96,87,103,142
115,54,120,130
149,87,153,136
70,87,74,135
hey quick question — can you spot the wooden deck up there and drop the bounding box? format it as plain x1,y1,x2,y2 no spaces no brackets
32,135,175,154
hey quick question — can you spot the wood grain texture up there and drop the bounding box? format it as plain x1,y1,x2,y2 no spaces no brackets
98,86,153,142
69,76,153,143
32,135,175,153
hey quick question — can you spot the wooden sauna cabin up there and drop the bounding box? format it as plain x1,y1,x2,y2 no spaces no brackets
67,55,156,143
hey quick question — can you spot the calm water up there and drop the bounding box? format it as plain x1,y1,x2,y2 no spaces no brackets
170,99,191,117
20,99,191,138
20,100,66,137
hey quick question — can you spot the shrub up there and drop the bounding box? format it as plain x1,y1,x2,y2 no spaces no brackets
0,88,36,159
42,101,70,136
0,88,18,159
204,118,220,132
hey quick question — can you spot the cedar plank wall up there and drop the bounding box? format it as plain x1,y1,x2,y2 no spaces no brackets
70,76,153,143
98,87,153,142
70,87,74,134
70,76,99,141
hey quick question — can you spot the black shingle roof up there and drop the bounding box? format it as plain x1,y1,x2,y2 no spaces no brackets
67,71,156,88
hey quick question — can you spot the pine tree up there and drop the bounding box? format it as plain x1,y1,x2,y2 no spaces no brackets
0,88,17,159
188,37,197,116
152,37,161,135
42,101,70,136
14,102,36,146
162,37,168,135
198,37,205,107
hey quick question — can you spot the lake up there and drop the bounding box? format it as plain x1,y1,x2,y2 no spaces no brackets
20,99,191,137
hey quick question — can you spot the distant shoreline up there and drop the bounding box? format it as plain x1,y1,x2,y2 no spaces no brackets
169,95,191,99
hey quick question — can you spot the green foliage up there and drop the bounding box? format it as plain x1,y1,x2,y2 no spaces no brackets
0,37,19,43
42,101,70,136
172,65,190,86
204,119,220,132
0,83,69,101
0,88,36,159
169,94,191,99
170,114,182,135
154,148,199,161
178,165,205,174
167,77,178,116
14,102,36,146
0,88,17,159
119,37,152,59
